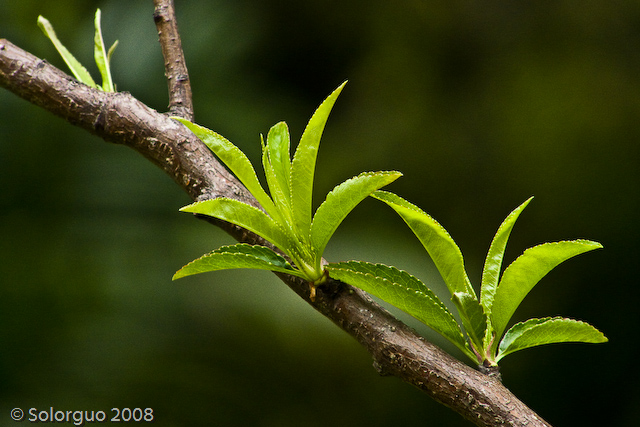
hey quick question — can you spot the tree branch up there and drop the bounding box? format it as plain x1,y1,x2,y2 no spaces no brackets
153,0,193,120
0,36,551,427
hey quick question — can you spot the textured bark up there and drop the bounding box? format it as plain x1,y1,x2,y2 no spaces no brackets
153,0,193,121
1,36,552,427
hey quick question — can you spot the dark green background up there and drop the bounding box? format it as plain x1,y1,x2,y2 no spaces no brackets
2,0,638,425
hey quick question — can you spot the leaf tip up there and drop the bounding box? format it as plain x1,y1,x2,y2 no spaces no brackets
178,202,199,213
329,80,348,99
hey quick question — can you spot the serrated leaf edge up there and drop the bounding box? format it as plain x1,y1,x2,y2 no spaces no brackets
327,261,474,361
480,196,533,313
491,239,603,340
180,198,294,253
290,81,347,237
371,190,475,297
328,262,457,320
173,244,307,280
174,118,279,219
309,171,402,251
496,316,608,361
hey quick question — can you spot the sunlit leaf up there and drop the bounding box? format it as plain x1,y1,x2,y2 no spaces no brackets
491,240,603,340
480,197,533,314
327,261,475,362
173,244,305,280
371,191,475,298
310,171,402,269
266,122,292,206
496,317,608,361
180,198,293,254
93,9,116,92
174,118,278,218
291,81,347,238
37,15,97,88
261,134,292,227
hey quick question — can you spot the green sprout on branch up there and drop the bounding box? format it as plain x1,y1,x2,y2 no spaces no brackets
172,80,607,370
38,9,117,91
30,6,607,377
172,82,401,299
328,194,607,368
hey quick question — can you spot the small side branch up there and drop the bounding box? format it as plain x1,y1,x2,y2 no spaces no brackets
153,0,193,120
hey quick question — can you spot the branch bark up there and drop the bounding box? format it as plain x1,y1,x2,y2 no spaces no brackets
0,31,551,427
153,0,193,120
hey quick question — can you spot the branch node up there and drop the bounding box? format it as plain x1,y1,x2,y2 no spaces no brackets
478,363,502,382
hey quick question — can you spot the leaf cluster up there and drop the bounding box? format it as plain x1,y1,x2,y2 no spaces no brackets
173,82,401,299
173,81,607,369
329,194,607,366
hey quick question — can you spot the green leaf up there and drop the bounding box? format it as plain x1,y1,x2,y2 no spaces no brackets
93,9,116,92
480,197,533,314
173,244,306,280
291,81,347,238
107,40,119,63
37,15,98,88
327,261,475,362
310,171,402,268
491,240,603,340
180,198,293,254
266,122,292,206
261,135,291,227
496,317,608,361
174,118,278,219
371,191,475,298
452,292,487,352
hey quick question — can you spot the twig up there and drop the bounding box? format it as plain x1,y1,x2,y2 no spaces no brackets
0,38,551,427
153,0,193,120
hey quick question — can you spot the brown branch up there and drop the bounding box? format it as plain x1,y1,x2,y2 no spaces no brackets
153,0,193,120
0,38,552,427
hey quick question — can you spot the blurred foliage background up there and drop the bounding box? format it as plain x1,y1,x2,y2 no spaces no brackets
1,0,639,425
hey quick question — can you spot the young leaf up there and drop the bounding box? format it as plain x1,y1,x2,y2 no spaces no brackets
480,197,533,314
491,240,603,340
93,9,116,92
107,40,119,63
291,81,347,238
327,261,475,362
37,15,98,88
371,191,475,298
452,292,487,353
174,118,278,218
310,171,402,266
266,122,292,206
180,198,293,255
496,317,608,361
261,134,292,227
173,244,305,280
